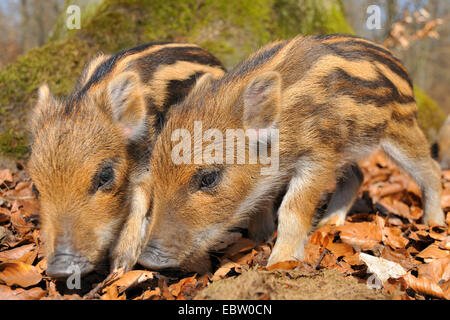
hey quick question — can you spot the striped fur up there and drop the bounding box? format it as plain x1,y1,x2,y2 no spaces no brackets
28,42,225,276
143,34,445,273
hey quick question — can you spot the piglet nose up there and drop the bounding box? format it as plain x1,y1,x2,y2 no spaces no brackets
137,240,180,271
46,245,94,278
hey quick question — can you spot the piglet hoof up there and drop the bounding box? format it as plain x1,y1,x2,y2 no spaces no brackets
423,212,446,227
110,247,140,273
266,244,302,267
317,213,346,228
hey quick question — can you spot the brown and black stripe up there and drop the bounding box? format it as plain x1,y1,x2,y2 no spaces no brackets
210,34,417,129
68,42,226,123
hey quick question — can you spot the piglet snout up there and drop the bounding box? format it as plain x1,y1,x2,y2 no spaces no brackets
46,245,94,278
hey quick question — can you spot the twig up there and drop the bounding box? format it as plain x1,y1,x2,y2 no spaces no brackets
83,268,124,299
314,248,330,270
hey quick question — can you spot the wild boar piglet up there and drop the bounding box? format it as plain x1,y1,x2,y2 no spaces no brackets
142,34,445,273
28,42,225,277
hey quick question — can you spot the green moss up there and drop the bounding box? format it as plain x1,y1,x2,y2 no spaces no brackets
0,0,354,158
0,37,95,158
50,0,104,41
414,86,446,140
0,131,28,158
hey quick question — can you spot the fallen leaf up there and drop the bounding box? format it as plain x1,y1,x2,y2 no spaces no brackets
159,277,175,300
381,247,416,271
383,227,409,249
0,169,13,185
442,170,450,181
0,261,42,287
265,260,304,271
440,236,450,250
442,189,450,208
0,284,46,300
102,270,156,296
325,242,354,258
337,222,382,249
379,198,411,220
0,244,36,263
135,287,161,300
416,244,449,260
0,207,10,224
404,273,449,299
359,252,406,283
211,260,240,281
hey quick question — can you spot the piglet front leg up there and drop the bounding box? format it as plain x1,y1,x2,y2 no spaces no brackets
267,159,335,266
110,181,151,272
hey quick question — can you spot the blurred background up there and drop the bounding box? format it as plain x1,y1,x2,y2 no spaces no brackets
0,0,448,161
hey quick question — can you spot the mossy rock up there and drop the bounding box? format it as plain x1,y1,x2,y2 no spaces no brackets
5,0,443,160
414,86,447,141
0,0,354,158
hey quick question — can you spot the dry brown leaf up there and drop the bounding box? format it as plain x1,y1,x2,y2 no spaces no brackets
135,287,161,300
404,273,449,299
0,207,10,224
377,183,404,197
9,208,34,236
379,198,411,220
0,169,13,185
342,252,361,266
303,243,338,268
429,226,447,241
381,247,416,271
265,260,304,271
442,189,450,208
443,170,450,181
211,260,240,281
0,284,46,300
337,222,382,249
440,237,450,250
309,225,335,247
416,244,449,260
101,284,125,300
383,227,409,249
0,261,42,287
169,274,197,298
159,277,175,300
417,257,450,282
102,270,156,296
0,244,36,263
325,242,354,258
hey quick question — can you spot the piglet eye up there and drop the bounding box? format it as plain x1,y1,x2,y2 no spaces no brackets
200,171,220,190
96,166,114,191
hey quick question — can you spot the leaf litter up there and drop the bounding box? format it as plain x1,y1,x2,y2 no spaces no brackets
0,150,449,300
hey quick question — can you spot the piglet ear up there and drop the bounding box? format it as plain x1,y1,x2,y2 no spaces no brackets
31,84,56,128
35,84,53,112
189,73,213,96
107,72,147,140
243,71,281,130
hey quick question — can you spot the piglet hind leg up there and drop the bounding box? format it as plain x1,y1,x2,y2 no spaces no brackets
381,125,445,226
267,159,336,266
318,163,364,227
248,199,277,243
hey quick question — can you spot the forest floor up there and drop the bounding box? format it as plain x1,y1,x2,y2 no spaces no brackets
0,150,449,300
